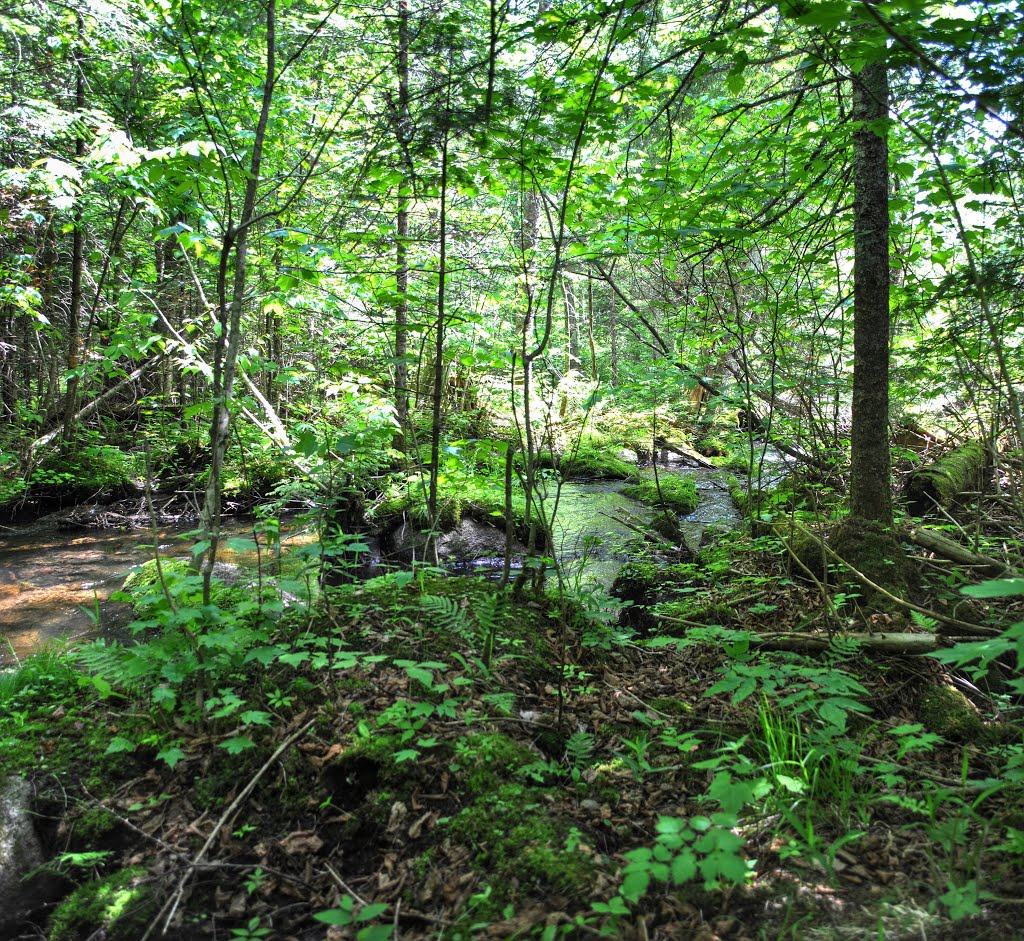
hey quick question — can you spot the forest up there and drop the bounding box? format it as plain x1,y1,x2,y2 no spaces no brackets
0,0,1023,938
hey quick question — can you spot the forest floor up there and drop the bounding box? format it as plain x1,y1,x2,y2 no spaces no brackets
4,520,1024,941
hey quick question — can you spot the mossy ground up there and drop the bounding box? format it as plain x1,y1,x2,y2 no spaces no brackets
48,867,154,941
3,491,1023,941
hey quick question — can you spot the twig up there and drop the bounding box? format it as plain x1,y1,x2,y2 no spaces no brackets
142,716,315,940
325,861,369,907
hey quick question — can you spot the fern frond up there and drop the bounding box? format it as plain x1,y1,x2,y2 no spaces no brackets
419,594,471,637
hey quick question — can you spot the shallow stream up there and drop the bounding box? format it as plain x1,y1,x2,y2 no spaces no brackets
0,451,787,664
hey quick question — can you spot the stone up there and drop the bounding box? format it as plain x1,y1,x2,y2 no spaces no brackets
0,775,48,935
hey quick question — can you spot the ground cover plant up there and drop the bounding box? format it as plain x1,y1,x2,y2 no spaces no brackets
1,0,1023,937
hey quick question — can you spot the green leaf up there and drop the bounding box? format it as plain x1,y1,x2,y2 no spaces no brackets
356,903,389,922
225,538,258,553
356,926,393,941
619,868,650,903
157,746,186,768
240,710,272,727
962,579,1024,598
670,851,697,884
220,735,256,755
105,736,136,755
314,908,354,926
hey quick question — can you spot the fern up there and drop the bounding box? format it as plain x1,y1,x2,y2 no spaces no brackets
419,594,472,637
910,610,939,632
76,641,141,694
566,730,595,768
473,594,504,667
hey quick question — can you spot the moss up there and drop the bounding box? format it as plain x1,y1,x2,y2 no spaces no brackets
450,733,542,795
48,867,154,941
121,559,246,613
652,600,733,629
442,783,598,898
905,441,988,515
611,560,662,607
785,528,828,580
370,472,527,535
621,474,698,514
918,685,988,742
828,517,914,602
121,558,192,595
648,696,695,718
71,806,120,843
538,439,635,480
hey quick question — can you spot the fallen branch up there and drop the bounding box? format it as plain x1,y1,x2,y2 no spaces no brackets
27,358,161,459
748,631,979,655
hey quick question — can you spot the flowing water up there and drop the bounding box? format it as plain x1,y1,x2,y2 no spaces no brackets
0,519,317,666
1,451,788,663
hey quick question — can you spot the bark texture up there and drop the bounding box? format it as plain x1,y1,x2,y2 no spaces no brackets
849,56,892,525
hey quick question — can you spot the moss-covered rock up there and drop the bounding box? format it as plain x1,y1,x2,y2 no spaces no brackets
621,474,698,514
443,782,598,898
538,439,636,480
48,867,154,941
611,560,663,608
918,685,988,743
121,559,246,613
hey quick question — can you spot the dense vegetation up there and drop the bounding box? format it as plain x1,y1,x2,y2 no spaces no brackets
1,0,1023,938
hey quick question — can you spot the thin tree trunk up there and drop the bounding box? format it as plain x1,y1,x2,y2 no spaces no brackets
608,286,618,387
63,13,86,440
426,105,450,562
849,54,892,525
393,0,411,450
199,0,277,602
586,276,598,382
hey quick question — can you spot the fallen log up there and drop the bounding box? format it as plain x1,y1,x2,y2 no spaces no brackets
905,440,989,515
906,526,1020,577
748,631,980,655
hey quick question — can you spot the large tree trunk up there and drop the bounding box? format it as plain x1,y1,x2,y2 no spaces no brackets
849,55,892,525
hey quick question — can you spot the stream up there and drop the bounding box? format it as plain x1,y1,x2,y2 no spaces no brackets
0,453,786,665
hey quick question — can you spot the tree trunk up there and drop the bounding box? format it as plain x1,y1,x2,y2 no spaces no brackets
426,108,449,563
199,0,277,602
586,276,598,382
393,0,411,450
849,54,892,525
62,13,86,440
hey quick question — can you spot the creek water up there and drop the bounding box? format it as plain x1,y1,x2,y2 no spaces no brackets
0,454,783,665
0,519,316,666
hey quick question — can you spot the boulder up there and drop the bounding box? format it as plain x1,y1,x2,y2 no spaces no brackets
0,775,62,936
